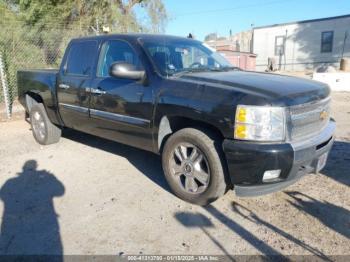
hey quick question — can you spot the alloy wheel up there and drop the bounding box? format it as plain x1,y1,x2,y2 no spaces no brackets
169,143,210,194
32,111,46,140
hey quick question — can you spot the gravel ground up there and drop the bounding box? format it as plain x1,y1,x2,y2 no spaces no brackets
0,92,349,257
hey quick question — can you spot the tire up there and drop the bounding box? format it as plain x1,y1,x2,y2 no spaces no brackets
162,128,228,206
29,103,61,145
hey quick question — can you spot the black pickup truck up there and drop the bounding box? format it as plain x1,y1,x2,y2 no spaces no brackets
18,34,335,205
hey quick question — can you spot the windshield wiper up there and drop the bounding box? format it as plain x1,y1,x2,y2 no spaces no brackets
171,67,211,77
220,66,241,71
171,66,240,78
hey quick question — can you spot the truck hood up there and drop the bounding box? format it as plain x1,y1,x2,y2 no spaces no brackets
179,71,330,106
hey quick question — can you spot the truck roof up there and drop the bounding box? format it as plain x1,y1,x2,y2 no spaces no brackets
71,33,198,43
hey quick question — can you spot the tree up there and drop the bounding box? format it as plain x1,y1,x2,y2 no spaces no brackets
6,0,168,33
2,0,168,63
0,0,168,104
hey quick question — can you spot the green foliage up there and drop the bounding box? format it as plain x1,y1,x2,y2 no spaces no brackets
0,0,168,103
5,0,168,32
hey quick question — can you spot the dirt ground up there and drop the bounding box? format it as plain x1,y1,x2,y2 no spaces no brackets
0,92,349,257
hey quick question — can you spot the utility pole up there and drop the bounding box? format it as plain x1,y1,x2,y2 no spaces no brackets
341,30,348,59
250,23,254,54
284,29,288,71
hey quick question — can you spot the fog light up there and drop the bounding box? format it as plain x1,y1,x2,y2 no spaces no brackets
263,170,281,181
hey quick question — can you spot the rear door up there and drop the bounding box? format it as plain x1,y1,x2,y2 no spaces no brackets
57,40,98,131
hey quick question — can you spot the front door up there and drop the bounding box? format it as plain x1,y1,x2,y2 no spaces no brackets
57,40,98,132
88,40,154,150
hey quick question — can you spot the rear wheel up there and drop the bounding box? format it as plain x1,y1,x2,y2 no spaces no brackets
162,128,228,206
30,103,61,145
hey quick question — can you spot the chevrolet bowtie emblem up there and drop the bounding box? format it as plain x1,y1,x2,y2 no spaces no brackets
320,110,328,120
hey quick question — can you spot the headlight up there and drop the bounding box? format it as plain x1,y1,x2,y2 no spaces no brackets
234,105,286,141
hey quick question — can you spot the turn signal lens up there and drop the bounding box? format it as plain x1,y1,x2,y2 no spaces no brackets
234,124,246,139
236,107,246,123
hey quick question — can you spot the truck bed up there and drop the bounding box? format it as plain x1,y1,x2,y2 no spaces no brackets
17,69,58,109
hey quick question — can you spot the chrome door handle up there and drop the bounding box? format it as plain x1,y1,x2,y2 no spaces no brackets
87,88,106,95
59,84,70,89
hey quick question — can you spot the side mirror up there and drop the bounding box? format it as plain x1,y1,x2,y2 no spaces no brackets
109,62,145,80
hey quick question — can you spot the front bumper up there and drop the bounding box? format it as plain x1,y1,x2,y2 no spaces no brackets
223,120,336,197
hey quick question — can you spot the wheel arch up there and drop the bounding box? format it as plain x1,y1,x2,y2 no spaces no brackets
157,115,225,154
25,92,63,126
25,92,43,112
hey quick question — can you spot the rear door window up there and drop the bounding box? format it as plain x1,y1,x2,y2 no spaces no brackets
65,41,98,76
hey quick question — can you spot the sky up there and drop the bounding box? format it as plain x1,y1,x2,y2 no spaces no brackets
162,0,350,41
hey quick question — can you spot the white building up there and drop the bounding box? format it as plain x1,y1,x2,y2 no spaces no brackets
253,14,350,71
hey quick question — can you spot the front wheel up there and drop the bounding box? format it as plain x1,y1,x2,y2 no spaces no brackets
162,128,228,206
30,103,62,145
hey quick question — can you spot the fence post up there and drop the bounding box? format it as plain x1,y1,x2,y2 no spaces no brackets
0,52,11,119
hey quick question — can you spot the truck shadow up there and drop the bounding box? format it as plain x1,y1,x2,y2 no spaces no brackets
284,191,350,240
62,128,170,192
0,160,65,257
322,140,350,187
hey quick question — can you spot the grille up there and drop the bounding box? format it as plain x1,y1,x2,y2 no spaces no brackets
289,97,331,141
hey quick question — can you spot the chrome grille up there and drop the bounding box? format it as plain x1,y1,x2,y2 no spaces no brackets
289,97,331,141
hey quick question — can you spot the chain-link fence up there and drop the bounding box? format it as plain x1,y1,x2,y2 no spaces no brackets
0,19,98,114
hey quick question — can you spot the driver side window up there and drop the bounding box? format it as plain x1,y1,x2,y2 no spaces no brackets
97,40,143,77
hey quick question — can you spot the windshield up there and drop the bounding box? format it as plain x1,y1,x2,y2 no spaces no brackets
140,38,235,77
